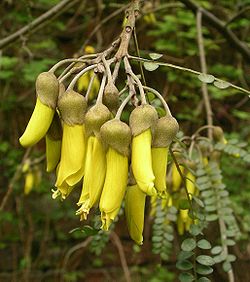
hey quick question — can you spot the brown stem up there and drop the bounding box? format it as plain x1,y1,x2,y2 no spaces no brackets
110,232,131,282
115,0,140,59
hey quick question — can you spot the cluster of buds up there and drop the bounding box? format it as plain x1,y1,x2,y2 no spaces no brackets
19,2,180,244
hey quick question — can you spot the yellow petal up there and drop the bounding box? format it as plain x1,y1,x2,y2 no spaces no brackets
46,135,61,172
99,147,128,230
186,171,196,198
125,184,146,245
56,124,85,187
177,215,185,235
24,172,34,195
19,98,54,147
131,129,156,196
152,147,169,197
77,136,106,220
172,162,184,192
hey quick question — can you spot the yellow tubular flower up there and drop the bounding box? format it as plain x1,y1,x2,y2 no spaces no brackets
152,115,179,197
20,99,55,147
152,147,168,196
76,136,106,220
172,162,184,192
132,129,156,196
46,136,61,172
186,171,196,199
100,147,128,230
177,213,185,235
125,185,146,245
24,171,34,195
99,119,131,230
56,124,86,187
54,90,87,197
130,105,158,196
19,72,59,147
46,114,62,172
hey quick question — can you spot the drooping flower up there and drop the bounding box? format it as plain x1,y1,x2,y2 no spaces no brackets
130,105,158,196
152,115,179,197
54,89,87,198
76,104,111,220
45,113,62,172
125,184,146,245
99,119,131,230
19,72,59,147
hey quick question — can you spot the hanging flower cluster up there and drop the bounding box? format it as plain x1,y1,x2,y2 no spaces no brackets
19,2,180,245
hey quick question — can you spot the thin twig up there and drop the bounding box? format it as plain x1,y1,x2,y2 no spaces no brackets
61,237,92,282
0,0,80,50
124,56,147,105
196,10,213,140
65,64,97,88
142,85,172,116
110,231,131,282
96,74,107,104
0,148,31,211
85,72,97,101
129,55,250,96
179,0,250,62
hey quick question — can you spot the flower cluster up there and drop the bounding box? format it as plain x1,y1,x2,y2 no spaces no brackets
19,48,179,245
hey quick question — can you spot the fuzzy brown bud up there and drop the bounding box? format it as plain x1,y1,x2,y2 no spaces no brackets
152,116,179,147
103,82,120,113
85,104,111,137
36,72,59,109
129,104,158,136
58,90,87,125
100,119,131,156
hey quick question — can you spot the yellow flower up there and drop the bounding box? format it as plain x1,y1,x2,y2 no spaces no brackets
24,171,35,195
54,89,87,198
130,105,158,196
152,116,179,197
131,129,156,196
125,184,146,245
99,119,131,230
152,147,168,197
19,72,59,147
45,114,62,172
100,147,128,230
56,124,86,187
76,136,106,220
172,162,184,192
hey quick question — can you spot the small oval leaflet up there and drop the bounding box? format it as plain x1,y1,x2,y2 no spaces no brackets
196,265,213,275
196,255,215,266
197,239,212,250
144,62,159,71
149,53,163,60
181,238,196,252
179,272,195,282
176,259,193,271
198,74,215,83
214,80,230,89
211,245,222,255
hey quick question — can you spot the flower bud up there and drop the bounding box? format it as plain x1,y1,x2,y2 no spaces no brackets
129,104,158,136
152,116,179,147
213,126,227,144
36,72,59,109
85,104,111,137
100,119,131,156
58,89,87,126
103,82,120,113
